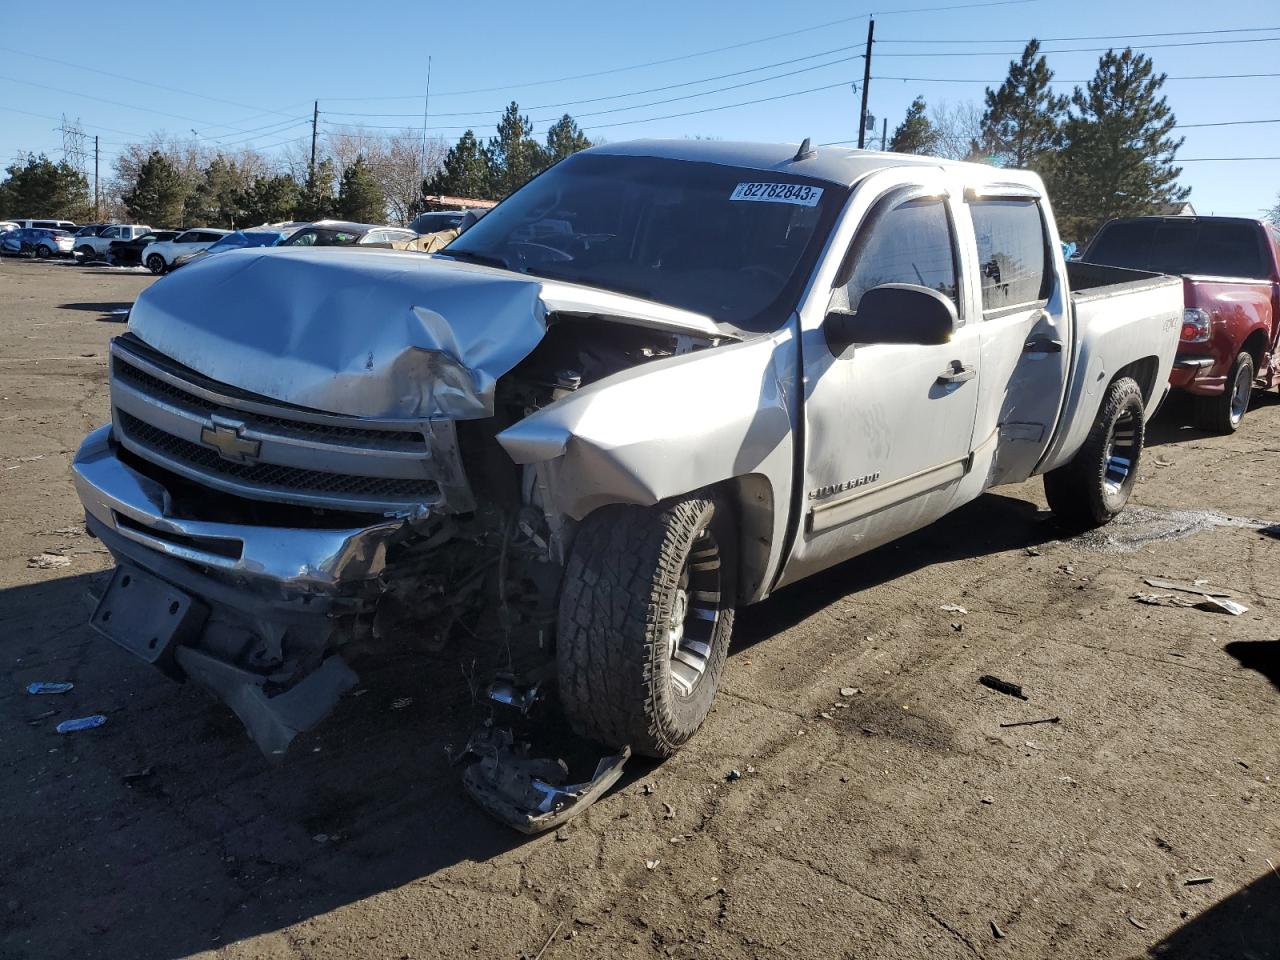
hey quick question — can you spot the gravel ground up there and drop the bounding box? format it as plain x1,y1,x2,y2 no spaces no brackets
1,258,1277,960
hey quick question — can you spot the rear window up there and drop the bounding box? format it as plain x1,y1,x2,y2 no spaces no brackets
1085,219,1268,279
969,200,1050,312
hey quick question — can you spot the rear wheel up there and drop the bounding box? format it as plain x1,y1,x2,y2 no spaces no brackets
557,494,735,758
146,253,165,274
76,245,95,259
1194,351,1253,434
1044,376,1145,529
35,245,51,259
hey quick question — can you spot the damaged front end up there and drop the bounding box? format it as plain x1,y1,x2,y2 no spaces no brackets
73,248,725,763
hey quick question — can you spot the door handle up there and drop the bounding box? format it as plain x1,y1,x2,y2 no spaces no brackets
936,361,976,385
1024,336,1063,353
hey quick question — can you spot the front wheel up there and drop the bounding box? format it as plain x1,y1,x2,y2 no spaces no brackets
1044,376,1145,529
77,245,95,259
145,254,165,274
557,494,735,759
35,245,51,259
1195,351,1253,434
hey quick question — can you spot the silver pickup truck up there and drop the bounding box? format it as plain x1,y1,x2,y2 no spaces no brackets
72,140,1182,768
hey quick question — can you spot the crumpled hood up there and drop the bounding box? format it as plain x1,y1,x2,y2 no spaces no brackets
127,247,721,420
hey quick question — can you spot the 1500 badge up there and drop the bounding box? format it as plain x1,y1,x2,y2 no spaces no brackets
808,473,880,501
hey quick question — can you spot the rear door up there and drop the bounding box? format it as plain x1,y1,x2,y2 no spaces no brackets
777,169,982,588
960,187,1070,485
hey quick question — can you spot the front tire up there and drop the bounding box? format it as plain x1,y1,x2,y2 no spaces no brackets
146,254,165,274
557,494,735,758
1195,351,1253,434
35,245,51,259
1044,376,1145,529
77,245,95,259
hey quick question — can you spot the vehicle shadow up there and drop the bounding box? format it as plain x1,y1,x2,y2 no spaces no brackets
1146,388,1280,448
1223,640,1280,694
59,301,132,312
734,491,1057,648
1149,869,1280,959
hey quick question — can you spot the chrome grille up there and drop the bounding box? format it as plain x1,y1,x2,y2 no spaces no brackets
109,339,458,513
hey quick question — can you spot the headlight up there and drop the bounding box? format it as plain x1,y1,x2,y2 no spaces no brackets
1181,307,1211,343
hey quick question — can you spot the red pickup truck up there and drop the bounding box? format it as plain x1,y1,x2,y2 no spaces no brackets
1081,216,1280,432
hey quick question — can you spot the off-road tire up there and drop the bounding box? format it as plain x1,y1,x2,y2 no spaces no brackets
557,494,735,759
146,253,165,275
1044,376,1145,529
1194,351,1253,434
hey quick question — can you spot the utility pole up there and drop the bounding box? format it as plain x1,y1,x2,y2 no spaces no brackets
94,135,99,219
857,18,875,149
419,56,433,211
880,118,887,152
309,100,319,178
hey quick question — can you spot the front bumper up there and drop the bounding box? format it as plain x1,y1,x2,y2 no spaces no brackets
72,425,405,753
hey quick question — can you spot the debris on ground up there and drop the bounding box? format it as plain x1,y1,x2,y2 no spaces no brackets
25,710,57,724
1260,524,1279,540
1184,876,1215,886
662,802,675,819
643,783,655,796
1024,546,1041,556
839,686,859,697
1193,596,1249,616
25,681,73,695
940,604,968,615
979,675,1029,701
645,859,661,871
726,768,743,782
998,716,1060,728
121,766,155,785
981,795,995,805
1133,591,1248,615
55,714,107,733
1129,917,1148,930
1143,576,1233,597
459,726,629,834
389,697,414,711
27,553,71,570
991,920,1006,939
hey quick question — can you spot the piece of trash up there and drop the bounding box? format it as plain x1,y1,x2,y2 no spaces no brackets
312,834,330,844
554,829,570,842
121,766,155,785
646,859,661,870
746,765,756,774
643,783,655,795
1194,596,1248,616
979,675,1028,701
55,714,106,734
819,711,833,720
1184,876,1215,885
1024,546,1041,556
1236,758,1250,769
839,686,858,697
460,726,629,835
981,795,995,805
390,697,414,710
1129,917,1148,930
661,802,675,819
940,604,968,615
991,920,1005,939
1143,576,1233,597
726,768,743,782
27,554,71,570
26,681,73,695
999,716,1060,729
25,710,57,724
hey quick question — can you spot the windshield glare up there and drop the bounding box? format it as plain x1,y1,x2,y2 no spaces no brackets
442,153,845,332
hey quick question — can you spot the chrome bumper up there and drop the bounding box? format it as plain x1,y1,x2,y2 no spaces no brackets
72,425,404,591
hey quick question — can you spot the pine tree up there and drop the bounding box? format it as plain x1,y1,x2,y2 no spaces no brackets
487,103,547,197
0,154,91,220
239,174,301,225
184,155,246,227
978,39,1068,168
424,130,492,199
336,156,385,223
1050,48,1189,242
123,151,187,226
545,114,592,163
298,158,337,221
889,97,941,155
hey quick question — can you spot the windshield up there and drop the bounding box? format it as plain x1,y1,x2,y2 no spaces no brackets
441,153,846,332
1085,219,1269,279
281,227,362,247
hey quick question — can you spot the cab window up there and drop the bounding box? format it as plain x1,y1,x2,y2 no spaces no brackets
833,198,959,315
969,199,1051,313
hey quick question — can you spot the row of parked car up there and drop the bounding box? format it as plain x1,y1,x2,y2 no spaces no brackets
0,209,472,274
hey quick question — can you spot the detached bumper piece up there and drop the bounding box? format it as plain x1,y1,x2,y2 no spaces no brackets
461,725,629,834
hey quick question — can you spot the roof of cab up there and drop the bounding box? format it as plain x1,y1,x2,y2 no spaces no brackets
586,138,1040,190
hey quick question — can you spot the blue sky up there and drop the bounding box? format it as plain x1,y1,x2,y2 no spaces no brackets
2,0,1277,216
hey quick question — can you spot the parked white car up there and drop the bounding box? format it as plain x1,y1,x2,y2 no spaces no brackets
77,224,152,260
140,228,230,274
12,218,78,232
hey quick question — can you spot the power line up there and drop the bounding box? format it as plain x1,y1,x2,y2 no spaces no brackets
873,35,1280,57
874,72,1280,83
0,104,148,140
322,0,1043,101
1179,156,1280,162
874,26,1280,43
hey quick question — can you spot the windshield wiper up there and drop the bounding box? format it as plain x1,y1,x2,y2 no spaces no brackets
437,248,516,272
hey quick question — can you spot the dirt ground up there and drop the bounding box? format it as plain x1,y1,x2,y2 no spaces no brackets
1,257,1277,960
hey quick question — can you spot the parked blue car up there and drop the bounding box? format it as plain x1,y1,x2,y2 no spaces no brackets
168,230,288,270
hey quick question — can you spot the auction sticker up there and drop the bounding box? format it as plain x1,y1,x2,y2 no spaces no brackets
730,182,824,206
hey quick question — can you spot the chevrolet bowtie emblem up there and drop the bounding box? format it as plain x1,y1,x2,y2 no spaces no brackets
199,421,261,463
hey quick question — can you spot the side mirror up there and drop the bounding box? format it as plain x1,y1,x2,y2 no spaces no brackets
824,283,957,355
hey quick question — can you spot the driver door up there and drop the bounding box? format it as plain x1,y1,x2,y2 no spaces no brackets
777,177,981,588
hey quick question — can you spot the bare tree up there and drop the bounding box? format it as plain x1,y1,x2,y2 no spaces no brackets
929,101,985,162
